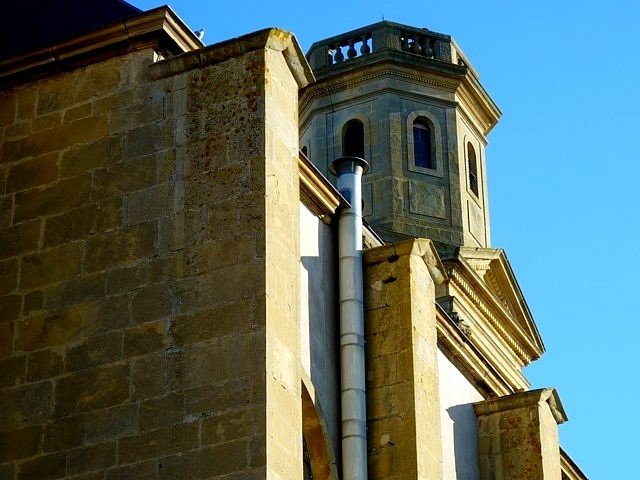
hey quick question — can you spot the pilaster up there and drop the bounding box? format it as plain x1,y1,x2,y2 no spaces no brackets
364,238,446,479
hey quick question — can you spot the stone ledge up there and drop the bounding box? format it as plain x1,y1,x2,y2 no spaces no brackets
0,7,203,87
150,28,314,89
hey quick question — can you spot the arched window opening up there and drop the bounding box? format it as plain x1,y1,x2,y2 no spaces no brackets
301,145,309,158
413,119,433,169
467,142,479,196
343,120,365,158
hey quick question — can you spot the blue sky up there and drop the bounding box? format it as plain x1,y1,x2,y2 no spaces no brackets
135,1,639,476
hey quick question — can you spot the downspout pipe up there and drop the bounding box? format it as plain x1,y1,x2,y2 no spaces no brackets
330,156,369,480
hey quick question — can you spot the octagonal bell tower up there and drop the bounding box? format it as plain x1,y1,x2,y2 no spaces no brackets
300,21,501,249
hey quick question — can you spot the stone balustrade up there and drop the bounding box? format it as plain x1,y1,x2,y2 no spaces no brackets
307,21,458,71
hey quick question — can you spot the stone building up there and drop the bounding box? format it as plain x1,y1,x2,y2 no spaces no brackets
0,1,587,479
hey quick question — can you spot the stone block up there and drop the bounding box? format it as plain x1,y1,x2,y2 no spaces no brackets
139,393,185,431
183,378,252,417
158,441,248,480
169,298,253,346
0,93,16,126
6,152,59,193
63,103,92,123
16,90,36,121
76,63,124,102
20,242,83,289
60,136,123,178
126,184,173,225
0,322,13,359
16,451,66,480
94,198,124,233
26,349,63,381
0,426,42,461
15,303,95,352
91,155,156,200
182,237,257,277
55,363,129,416
5,120,31,139
175,262,265,314
1,115,109,164
131,352,167,400
0,195,10,228
14,174,91,223
201,406,261,445
0,355,26,387
43,414,85,452
109,87,165,134
36,80,75,115
85,222,156,272
67,441,117,475
124,320,167,358
118,422,199,464
32,112,61,133
44,272,105,311
0,220,40,260
65,331,123,372
0,295,21,321
43,204,98,247
23,290,44,314
0,381,53,431
167,333,263,391
124,121,174,159
106,262,150,295
130,283,173,324
0,258,18,295
85,403,137,443
105,461,158,480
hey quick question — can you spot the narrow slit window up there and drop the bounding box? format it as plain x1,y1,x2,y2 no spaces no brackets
343,120,365,158
413,120,433,169
468,142,479,196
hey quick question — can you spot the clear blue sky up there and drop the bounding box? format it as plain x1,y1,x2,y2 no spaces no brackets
135,1,639,477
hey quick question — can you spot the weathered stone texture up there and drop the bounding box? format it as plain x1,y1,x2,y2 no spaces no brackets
364,239,443,480
474,389,566,480
1,25,307,479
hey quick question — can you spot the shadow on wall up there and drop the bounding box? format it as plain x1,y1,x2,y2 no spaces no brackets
447,403,480,479
300,209,341,476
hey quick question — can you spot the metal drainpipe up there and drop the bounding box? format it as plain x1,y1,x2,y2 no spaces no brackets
330,156,369,480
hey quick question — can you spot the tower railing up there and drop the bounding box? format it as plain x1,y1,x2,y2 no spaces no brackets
307,21,463,72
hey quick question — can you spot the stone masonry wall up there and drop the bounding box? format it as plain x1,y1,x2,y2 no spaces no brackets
0,29,304,480
364,239,443,480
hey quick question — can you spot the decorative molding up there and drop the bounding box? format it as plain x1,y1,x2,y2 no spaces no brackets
447,265,532,365
304,68,458,102
0,7,203,86
298,152,341,222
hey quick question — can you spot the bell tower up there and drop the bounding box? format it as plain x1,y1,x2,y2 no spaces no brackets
300,21,501,249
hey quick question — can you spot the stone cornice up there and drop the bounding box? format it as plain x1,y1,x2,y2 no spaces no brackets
444,258,540,367
298,152,341,223
151,28,314,89
474,388,567,425
300,65,458,114
459,247,545,354
561,448,589,480
364,238,447,285
0,7,203,87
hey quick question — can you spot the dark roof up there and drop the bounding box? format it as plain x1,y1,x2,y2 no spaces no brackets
0,0,142,58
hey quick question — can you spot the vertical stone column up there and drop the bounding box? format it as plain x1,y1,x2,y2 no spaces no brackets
474,388,567,480
364,238,446,480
